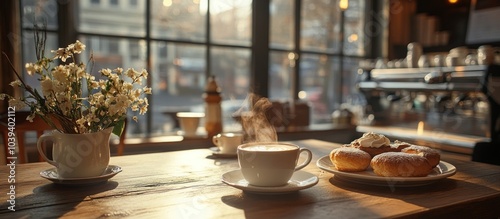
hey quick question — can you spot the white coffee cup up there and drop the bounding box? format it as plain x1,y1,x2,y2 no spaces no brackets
177,112,204,137
237,142,312,187
212,132,243,154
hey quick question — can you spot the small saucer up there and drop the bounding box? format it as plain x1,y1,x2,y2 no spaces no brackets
40,165,122,185
222,170,318,194
210,147,237,158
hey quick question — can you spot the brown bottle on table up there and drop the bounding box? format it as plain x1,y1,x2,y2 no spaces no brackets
203,75,222,138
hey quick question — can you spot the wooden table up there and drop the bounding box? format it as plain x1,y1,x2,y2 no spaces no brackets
1,139,499,218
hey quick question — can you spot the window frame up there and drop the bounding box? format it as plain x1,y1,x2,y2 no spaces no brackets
19,0,381,136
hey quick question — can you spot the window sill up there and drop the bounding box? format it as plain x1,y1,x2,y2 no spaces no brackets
113,124,357,155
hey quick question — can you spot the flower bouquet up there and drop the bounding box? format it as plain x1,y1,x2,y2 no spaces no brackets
1,30,151,137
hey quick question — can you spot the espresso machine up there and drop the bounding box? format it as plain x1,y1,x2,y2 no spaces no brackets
357,64,500,165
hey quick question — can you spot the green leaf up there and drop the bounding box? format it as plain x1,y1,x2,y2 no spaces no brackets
112,119,125,137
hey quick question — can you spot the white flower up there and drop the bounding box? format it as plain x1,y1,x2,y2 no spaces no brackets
67,62,86,79
90,81,100,89
123,82,133,91
126,68,138,78
25,63,42,75
143,87,152,94
53,81,67,93
140,69,148,78
115,67,123,75
135,76,143,85
26,113,35,122
52,48,71,62
76,118,86,126
100,68,112,76
132,89,141,99
91,93,105,104
53,65,70,83
0,94,6,100
139,98,149,115
41,78,54,95
109,73,120,85
76,118,88,133
108,105,119,116
9,80,22,87
99,79,107,89
72,40,86,54
8,98,26,109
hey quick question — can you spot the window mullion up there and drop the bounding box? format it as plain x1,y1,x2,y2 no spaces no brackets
292,0,301,101
145,0,152,135
206,0,211,78
57,1,77,49
251,0,270,98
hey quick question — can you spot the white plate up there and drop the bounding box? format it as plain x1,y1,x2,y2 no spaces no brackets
222,169,318,194
316,156,456,187
210,147,237,158
40,165,122,185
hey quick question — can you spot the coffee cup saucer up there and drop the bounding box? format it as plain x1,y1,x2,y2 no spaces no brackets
40,165,122,185
209,147,237,158
221,169,318,194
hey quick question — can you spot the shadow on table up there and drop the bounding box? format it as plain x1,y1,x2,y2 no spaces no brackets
0,181,118,217
328,175,458,194
221,191,321,218
328,176,500,217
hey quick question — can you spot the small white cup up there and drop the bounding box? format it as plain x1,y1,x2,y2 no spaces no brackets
237,142,312,187
177,112,204,137
212,132,243,154
432,54,446,67
418,55,429,68
478,45,494,65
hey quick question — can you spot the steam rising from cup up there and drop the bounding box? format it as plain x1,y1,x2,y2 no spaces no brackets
235,94,279,143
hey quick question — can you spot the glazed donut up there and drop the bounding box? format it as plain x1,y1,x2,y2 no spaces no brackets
402,145,440,167
330,147,371,172
371,152,433,177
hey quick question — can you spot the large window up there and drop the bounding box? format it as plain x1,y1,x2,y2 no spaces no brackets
19,0,371,137
269,0,368,123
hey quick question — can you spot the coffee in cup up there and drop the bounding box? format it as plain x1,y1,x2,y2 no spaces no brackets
212,132,243,154
237,142,312,187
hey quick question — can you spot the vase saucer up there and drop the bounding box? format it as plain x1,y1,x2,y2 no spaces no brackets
40,165,122,185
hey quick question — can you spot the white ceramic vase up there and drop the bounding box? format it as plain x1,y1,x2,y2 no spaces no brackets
37,127,112,179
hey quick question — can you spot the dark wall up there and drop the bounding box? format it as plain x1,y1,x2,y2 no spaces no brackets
417,0,500,50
